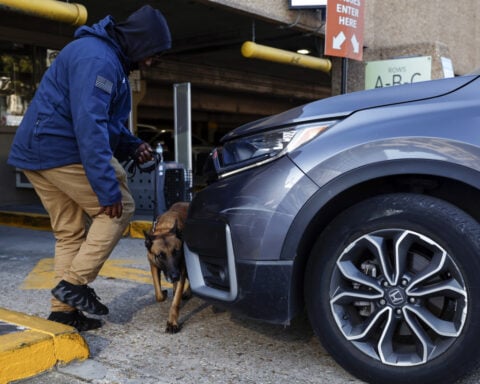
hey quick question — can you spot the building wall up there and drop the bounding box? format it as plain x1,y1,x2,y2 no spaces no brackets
364,0,480,75
202,0,326,34
0,127,40,206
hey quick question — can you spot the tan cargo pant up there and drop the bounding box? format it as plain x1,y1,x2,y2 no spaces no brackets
23,158,135,312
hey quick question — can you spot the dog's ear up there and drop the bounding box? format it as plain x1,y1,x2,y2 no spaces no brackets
144,230,153,251
170,219,182,240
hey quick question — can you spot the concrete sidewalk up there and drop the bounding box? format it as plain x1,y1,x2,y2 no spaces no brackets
0,217,366,384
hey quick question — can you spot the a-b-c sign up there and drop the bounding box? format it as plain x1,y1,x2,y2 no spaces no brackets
365,57,432,90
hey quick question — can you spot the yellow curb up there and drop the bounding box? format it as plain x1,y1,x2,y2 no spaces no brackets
0,308,89,384
0,210,151,239
129,220,152,239
0,210,51,231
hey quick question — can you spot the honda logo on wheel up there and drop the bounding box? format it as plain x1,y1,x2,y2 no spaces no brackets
388,288,405,306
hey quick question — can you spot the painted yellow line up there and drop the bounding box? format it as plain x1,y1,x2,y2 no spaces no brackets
20,258,54,290
0,308,89,384
99,259,157,285
21,258,173,289
129,220,152,238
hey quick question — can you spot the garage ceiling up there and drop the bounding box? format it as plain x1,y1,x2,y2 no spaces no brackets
0,0,331,138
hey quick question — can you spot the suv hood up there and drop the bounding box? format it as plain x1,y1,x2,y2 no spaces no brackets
222,75,477,143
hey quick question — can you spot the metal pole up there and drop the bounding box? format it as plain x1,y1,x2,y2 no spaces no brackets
241,41,332,74
341,57,348,94
0,0,87,26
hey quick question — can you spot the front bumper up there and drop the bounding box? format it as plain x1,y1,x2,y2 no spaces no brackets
183,155,319,323
184,224,294,323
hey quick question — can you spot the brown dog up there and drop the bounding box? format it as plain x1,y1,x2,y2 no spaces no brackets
144,201,191,333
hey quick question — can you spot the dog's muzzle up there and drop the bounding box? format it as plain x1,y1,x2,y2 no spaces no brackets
165,270,181,283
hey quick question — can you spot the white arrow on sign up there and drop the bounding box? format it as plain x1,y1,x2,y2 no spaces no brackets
351,34,359,53
332,31,346,50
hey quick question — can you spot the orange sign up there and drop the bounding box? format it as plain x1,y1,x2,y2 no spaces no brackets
324,0,365,61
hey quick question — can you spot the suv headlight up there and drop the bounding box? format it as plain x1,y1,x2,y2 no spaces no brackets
212,120,338,178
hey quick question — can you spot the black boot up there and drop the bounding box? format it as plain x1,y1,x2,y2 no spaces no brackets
51,280,109,315
48,310,103,331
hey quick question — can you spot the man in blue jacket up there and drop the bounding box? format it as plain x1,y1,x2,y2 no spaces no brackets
8,5,171,331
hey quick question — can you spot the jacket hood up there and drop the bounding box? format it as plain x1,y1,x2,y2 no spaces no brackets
74,14,119,49
74,14,129,71
74,5,171,67
108,5,171,63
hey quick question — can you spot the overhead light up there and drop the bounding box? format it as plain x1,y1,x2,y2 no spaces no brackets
289,0,327,8
296,49,311,55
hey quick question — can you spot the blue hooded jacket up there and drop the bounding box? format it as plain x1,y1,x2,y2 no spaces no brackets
8,6,171,206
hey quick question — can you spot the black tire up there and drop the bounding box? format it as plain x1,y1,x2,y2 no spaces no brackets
305,193,480,384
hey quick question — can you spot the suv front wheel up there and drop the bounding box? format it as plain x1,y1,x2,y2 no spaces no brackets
305,193,480,384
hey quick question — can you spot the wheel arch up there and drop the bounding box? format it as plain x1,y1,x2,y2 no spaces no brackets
284,158,480,321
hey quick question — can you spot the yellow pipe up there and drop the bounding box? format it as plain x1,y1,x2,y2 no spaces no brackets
241,41,332,74
0,0,87,26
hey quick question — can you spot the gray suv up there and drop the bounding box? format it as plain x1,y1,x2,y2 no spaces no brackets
183,71,480,384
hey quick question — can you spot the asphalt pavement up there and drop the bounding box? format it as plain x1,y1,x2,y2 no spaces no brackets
1,218,480,384
0,221,363,384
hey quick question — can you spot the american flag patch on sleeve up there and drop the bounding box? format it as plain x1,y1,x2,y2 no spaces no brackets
95,75,113,94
